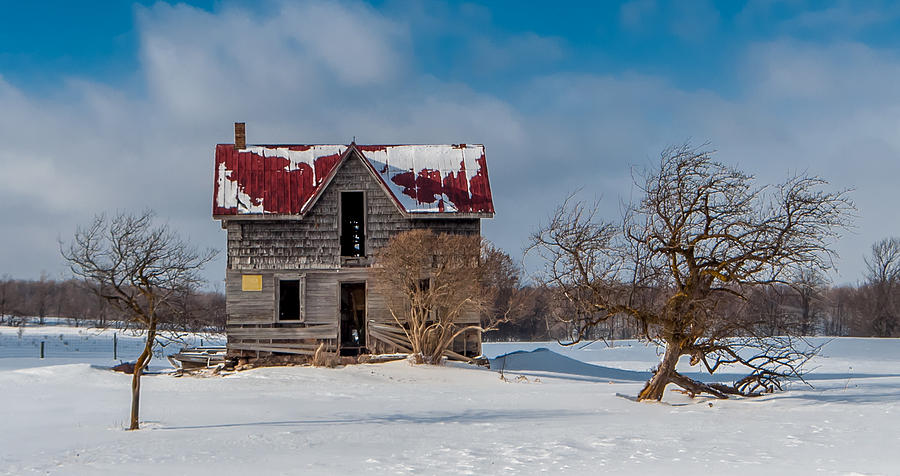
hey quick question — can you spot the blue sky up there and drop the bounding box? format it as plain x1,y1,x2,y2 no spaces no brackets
5,1,898,95
2,0,899,285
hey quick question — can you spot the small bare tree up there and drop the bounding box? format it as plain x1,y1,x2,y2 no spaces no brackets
35,272,51,325
61,210,217,430
373,229,499,364
530,143,853,401
790,267,827,335
0,274,11,325
861,237,900,336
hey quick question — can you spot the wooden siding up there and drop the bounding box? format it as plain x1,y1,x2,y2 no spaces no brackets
222,152,483,358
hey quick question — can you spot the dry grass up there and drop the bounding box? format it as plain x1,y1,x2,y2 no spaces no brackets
311,342,340,368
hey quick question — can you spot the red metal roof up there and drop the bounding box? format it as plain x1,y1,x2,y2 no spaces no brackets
213,143,494,216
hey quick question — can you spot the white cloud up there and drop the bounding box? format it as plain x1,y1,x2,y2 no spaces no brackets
2,1,899,286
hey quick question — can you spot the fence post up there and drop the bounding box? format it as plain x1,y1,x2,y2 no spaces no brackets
113,333,117,360
40,341,44,359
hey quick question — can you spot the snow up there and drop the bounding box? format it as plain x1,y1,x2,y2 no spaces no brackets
1,327,898,475
243,145,346,175
216,162,264,214
363,144,486,213
0,323,223,370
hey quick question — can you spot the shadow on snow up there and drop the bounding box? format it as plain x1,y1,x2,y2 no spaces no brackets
489,348,900,385
160,408,599,431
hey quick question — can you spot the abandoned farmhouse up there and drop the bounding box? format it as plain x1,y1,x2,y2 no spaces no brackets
213,124,495,360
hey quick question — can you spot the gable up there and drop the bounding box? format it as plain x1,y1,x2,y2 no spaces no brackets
213,143,494,217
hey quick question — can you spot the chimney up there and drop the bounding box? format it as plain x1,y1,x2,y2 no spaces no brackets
234,122,246,149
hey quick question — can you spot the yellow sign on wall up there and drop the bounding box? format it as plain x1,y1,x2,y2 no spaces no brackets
241,274,263,292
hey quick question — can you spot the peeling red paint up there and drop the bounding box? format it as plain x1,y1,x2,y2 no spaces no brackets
214,143,494,216
390,171,417,201
213,144,342,215
415,168,443,204
468,150,494,213
356,145,390,153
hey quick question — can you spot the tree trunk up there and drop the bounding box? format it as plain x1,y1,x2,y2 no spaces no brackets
128,320,157,431
637,342,682,401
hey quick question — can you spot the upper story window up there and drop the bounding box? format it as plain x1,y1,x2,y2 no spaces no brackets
341,192,365,257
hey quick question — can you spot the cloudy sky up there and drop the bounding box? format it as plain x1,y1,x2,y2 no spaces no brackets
2,0,899,287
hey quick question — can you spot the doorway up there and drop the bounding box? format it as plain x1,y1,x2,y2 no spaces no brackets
339,282,367,355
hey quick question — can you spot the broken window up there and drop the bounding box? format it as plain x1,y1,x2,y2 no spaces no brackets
341,192,365,257
278,279,301,321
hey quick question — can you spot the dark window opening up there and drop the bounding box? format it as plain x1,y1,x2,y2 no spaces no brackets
340,282,366,355
341,192,365,257
279,280,301,320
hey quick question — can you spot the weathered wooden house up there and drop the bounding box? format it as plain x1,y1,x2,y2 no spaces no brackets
213,123,494,360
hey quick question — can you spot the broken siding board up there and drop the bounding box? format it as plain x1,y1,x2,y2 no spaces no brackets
367,325,413,353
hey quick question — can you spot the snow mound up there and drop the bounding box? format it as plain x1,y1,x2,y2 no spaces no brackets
490,348,651,382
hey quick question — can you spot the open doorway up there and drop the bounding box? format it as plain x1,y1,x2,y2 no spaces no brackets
340,282,366,355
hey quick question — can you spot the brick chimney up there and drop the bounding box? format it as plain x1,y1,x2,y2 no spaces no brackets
234,122,246,149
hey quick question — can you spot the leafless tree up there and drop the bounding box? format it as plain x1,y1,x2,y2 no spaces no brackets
529,143,853,401
34,272,51,325
0,274,11,325
790,267,827,335
861,237,900,336
824,285,853,336
745,285,789,336
61,210,217,430
373,229,502,364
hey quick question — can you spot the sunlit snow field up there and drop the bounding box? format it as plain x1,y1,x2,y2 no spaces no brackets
1,323,898,475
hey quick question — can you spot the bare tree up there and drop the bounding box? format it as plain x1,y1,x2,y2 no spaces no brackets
790,267,827,335
745,285,789,336
61,211,217,430
373,229,497,364
861,237,900,336
34,272,51,325
530,143,853,401
824,285,853,336
0,274,11,325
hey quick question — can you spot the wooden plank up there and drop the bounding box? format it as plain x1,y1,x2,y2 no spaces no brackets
368,323,409,339
226,325,338,339
368,328,413,353
444,348,474,363
230,341,336,351
229,343,322,355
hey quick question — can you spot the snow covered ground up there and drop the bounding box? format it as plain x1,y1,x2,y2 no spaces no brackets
0,322,224,371
1,325,898,475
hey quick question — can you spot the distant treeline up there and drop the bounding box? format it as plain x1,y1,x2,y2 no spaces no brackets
1,274,896,342
0,276,225,332
483,278,900,343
